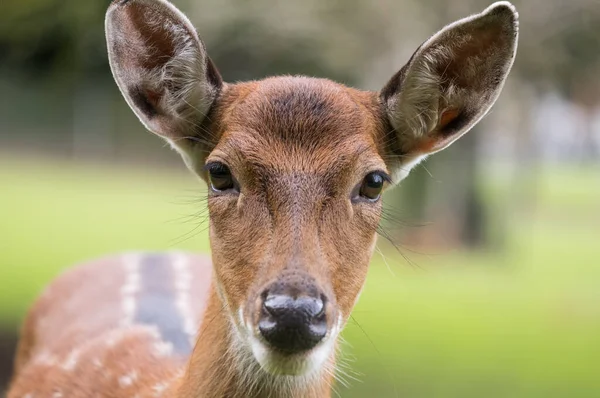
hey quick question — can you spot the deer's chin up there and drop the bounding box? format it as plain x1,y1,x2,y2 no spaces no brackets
248,334,336,376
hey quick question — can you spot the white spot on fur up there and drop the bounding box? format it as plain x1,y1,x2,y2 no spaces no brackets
175,368,186,378
34,351,59,366
118,370,138,387
61,349,80,371
106,335,118,347
121,253,141,326
171,253,196,343
153,341,174,357
104,327,134,348
52,392,63,398
152,381,169,397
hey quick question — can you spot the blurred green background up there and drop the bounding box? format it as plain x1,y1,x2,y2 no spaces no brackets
1,0,600,397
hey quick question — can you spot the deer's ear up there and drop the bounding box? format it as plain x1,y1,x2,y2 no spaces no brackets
105,0,222,142
381,1,518,181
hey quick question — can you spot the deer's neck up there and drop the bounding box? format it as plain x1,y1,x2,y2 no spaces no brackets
173,284,334,398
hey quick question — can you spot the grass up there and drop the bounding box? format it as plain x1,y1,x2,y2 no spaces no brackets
1,154,599,397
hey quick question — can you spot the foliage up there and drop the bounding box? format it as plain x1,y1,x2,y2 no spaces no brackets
2,0,599,96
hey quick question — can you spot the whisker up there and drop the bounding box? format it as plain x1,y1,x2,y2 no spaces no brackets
348,315,399,398
168,217,210,247
375,244,396,277
376,226,423,270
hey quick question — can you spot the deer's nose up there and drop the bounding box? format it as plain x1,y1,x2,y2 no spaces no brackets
258,292,327,353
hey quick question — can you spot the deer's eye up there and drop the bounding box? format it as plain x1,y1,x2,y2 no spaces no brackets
206,162,236,192
356,172,388,202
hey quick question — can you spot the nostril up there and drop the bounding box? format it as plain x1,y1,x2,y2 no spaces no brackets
314,294,326,318
262,293,290,317
311,295,323,316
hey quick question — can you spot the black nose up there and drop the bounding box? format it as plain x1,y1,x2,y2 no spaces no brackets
258,292,327,353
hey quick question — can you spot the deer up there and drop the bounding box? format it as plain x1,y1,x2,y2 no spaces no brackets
7,1,518,397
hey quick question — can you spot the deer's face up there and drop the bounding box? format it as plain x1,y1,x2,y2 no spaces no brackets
203,78,389,374
106,0,518,379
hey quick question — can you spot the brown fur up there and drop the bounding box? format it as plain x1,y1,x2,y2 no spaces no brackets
8,1,518,397
9,253,211,397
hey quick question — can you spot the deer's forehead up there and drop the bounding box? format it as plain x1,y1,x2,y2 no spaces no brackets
221,77,376,143
207,77,388,176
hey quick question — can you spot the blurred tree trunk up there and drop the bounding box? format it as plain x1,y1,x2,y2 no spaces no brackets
459,132,486,247
71,76,116,161
425,130,486,248
384,130,486,249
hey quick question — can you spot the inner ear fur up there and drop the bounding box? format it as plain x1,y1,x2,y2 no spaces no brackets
105,0,222,140
381,1,519,162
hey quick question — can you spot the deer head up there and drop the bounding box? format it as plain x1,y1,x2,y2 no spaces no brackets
106,0,518,382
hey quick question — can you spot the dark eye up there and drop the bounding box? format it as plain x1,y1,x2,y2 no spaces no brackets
358,172,387,201
206,162,235,192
